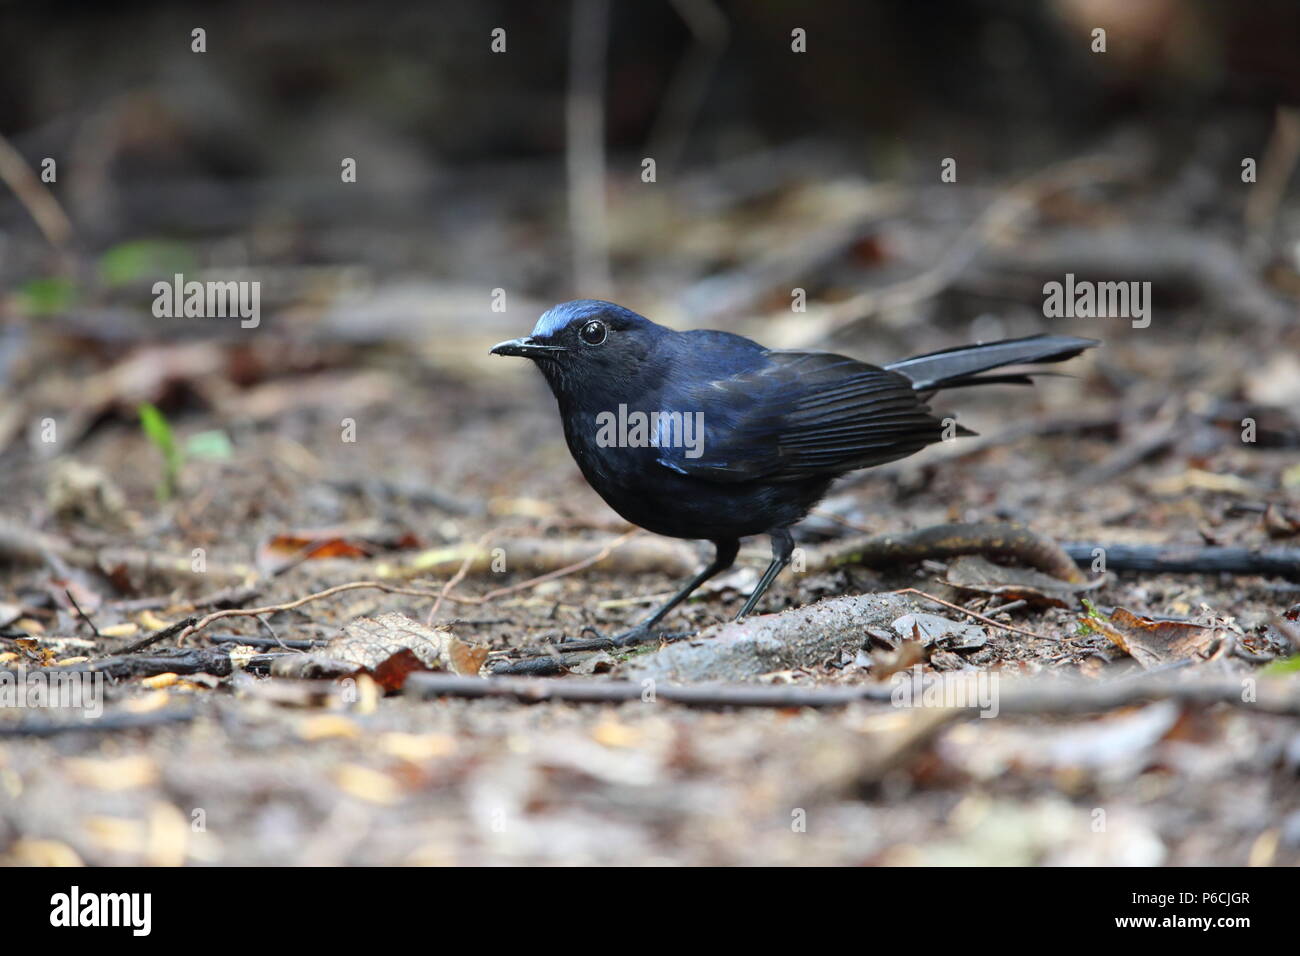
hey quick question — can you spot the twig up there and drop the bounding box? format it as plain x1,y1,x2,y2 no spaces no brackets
408,671,893,707
158,534,645,644
0,130,75,250
176,582,446,642
406,671,1300,715
64,588,100,638
817,522,1086,583
427,530,497,624
475,529,640,604
1060,543,1300,581
0,709,196,737
890,587,1052,641
118,616,199,655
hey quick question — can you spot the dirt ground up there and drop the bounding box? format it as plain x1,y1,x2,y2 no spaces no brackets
2,198,1299,863
3,0,1300,860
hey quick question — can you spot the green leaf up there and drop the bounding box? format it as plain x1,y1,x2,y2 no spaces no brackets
99,239,197,288
17,276,78,316
185,430,233,460
1262,655,1300,676
138,403,182,500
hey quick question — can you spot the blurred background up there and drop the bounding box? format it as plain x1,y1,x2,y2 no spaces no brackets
2,0,1298,536
1,0,1299,866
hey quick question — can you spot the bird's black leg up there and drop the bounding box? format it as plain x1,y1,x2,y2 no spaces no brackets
735,528,794,620
611,538,740,646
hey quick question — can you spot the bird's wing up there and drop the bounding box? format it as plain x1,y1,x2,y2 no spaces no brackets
655,350,948,483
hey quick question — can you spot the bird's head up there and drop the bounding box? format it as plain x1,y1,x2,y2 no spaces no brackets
490,300,667,400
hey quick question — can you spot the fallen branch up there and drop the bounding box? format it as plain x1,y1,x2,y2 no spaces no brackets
815,522,1086,583
117,616,199,655
57,646,289,679
406,671,1300,716
620,592,918,683
0,709,196,737
1062,543,1300,580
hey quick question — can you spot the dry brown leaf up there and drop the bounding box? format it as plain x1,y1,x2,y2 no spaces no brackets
334,764,402,805
325,612,487,689
1087,607,1223,668
255,527,421,575
298,714,361,740
945,554,1103,608
66,755,159,791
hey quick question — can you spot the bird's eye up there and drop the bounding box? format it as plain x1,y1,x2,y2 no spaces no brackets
579,320,607,346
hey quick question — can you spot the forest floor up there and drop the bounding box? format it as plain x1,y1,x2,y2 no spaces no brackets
2,147,1299,865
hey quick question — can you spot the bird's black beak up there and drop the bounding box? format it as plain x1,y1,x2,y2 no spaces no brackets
490,337,567,359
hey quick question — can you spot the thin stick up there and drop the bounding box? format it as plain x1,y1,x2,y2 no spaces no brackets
406,671,1300,716
0,131,75,250
118,616,200,655
427,531,497,624
176,582,446,641
476,529,640,603
170,534,642,643
891,587,1053,641
64,588,100,638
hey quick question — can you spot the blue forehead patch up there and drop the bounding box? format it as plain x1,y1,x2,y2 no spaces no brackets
531,299,652,340
531,300,604,339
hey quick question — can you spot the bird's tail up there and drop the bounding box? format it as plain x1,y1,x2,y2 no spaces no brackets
885,334,1098,392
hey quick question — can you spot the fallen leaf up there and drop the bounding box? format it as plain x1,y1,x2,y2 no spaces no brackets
1150,469,1257,496
66,755,159,791
98,622,138,638
1086,606,1223,668
892,612,987,649
324,612,487,690
255,527,421,575
137,610,169,632
7,838,84,867
256,534,369,575
1264,503,1300,539
945,554,1103,608
334,764,402,805
872,639,926,680
378,732,457,762
298,714,361,740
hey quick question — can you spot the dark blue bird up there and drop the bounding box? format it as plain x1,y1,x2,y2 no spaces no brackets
492,300,1096,644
